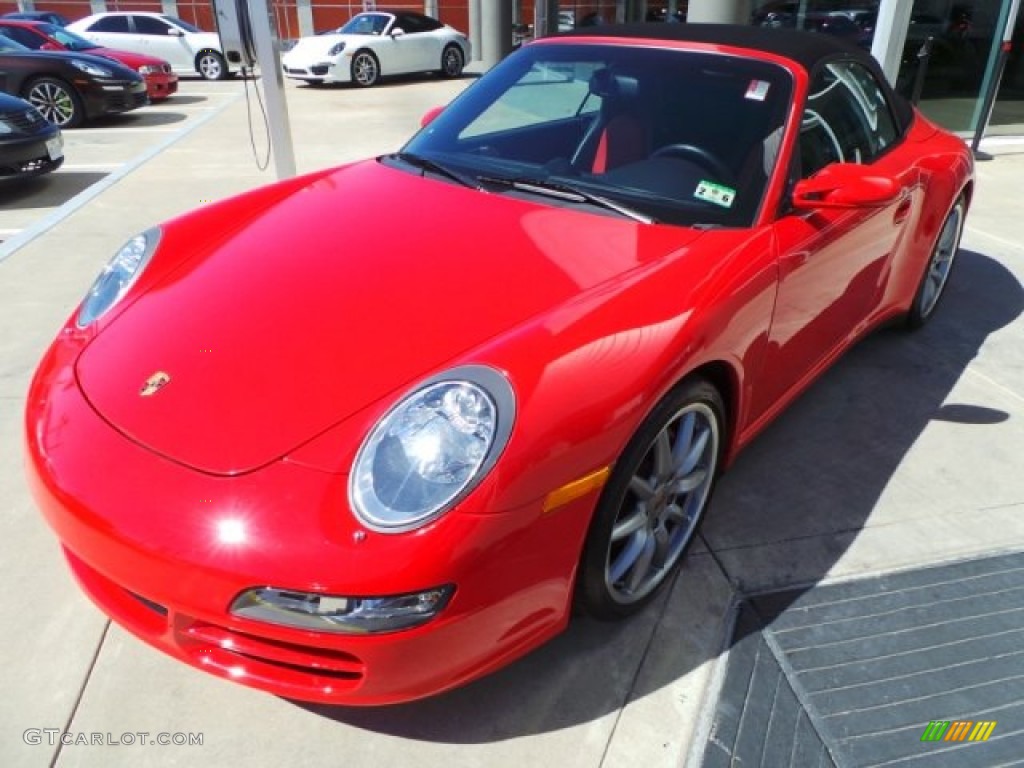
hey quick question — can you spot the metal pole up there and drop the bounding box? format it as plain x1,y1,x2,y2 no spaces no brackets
249,0,297,179
424,0,438,18
971,0,1021,154
909,36,934,106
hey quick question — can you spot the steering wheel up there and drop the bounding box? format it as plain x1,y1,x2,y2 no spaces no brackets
651,143,734,182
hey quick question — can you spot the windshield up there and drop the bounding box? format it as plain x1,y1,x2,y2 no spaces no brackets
338,13,392,36
164,16,200,33
402,42,793,227
39,23,99,51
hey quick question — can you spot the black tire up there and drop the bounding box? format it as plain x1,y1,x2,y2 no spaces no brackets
906,195,966,329
575,378,725,620
24,77,84,128
439,44,464,78
196,50,228,81
351,50,380,87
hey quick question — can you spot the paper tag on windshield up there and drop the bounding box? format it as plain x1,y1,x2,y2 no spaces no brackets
695,180,736,209
745,80,770,101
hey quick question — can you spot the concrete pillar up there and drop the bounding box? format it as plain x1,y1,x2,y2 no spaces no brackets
297,0,314,37
424,0,438,18
480,0,513,69
870,0,913,85
687,0,751,24
469,0,482,61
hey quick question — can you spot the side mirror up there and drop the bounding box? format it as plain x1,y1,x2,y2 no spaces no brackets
167,27,184,37
420,105,445,127
390,27,405,38
791,163,901,209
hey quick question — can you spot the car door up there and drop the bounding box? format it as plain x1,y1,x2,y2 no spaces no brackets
388,13,438,74
130,15,194,72
754,59,916,415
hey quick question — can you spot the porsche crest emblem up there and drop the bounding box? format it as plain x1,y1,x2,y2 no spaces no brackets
140,371,171,397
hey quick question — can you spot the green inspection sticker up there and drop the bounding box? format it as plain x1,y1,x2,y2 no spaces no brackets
694,180,736,209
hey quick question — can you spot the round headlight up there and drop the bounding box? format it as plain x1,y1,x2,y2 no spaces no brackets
76,228,160,328
349,366,515,533
328,41,346,56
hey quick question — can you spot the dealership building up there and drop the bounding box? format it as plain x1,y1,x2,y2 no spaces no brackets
1,0,1020,134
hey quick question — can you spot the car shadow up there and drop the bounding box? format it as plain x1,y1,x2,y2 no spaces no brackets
0,171,107,208
153,94,210,106
291,247,1022,740
85,111,188,129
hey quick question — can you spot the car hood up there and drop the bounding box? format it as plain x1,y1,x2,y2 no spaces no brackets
90,47,167,69
5,48,142,79
75,160,703,475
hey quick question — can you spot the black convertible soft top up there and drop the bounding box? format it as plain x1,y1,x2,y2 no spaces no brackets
557,22,915,131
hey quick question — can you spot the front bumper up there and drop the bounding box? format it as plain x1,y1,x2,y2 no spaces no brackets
81,79,149,119
0,128,63,178
282,55,350,84
25,335,587,704
142,72,179,101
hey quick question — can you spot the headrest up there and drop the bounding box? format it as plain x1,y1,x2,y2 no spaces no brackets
589,69,640,99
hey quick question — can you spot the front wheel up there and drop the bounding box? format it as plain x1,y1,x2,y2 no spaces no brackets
25,77,84,128
906,195,966,329
575,378,724,620
439,45,464,78
351,50,380,87
196,50,228,81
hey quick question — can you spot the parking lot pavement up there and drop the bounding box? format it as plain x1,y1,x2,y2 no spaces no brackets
1,70,1023,768
0,80,242,256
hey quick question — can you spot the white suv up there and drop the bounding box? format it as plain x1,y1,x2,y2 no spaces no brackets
67,12,233,80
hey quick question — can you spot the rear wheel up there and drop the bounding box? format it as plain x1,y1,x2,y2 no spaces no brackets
351,50,380,87
906,195,966,329
575,378,724,619
197,50,228,81
24,77,83,128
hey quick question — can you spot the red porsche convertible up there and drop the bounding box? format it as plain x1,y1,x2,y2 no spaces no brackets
26,24,973,705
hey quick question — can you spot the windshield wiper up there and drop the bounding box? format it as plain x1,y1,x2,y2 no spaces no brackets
388,152,482,191
478,175,654,224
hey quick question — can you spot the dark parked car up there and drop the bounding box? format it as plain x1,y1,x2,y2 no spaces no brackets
1,11,70,27
0,90,62,178
0,35,148,127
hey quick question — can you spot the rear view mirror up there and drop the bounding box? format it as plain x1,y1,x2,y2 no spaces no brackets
791,163,901,209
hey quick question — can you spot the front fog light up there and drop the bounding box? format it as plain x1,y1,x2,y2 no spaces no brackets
230,585,454,634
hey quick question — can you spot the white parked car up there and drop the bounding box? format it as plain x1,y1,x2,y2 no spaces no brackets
282,11,470,87
67,12,233,80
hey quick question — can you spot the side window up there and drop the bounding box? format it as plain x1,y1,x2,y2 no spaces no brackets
799,60,900,178
398,14,428,34
1,27,42,48
133,16,173,36
89,15,130,33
